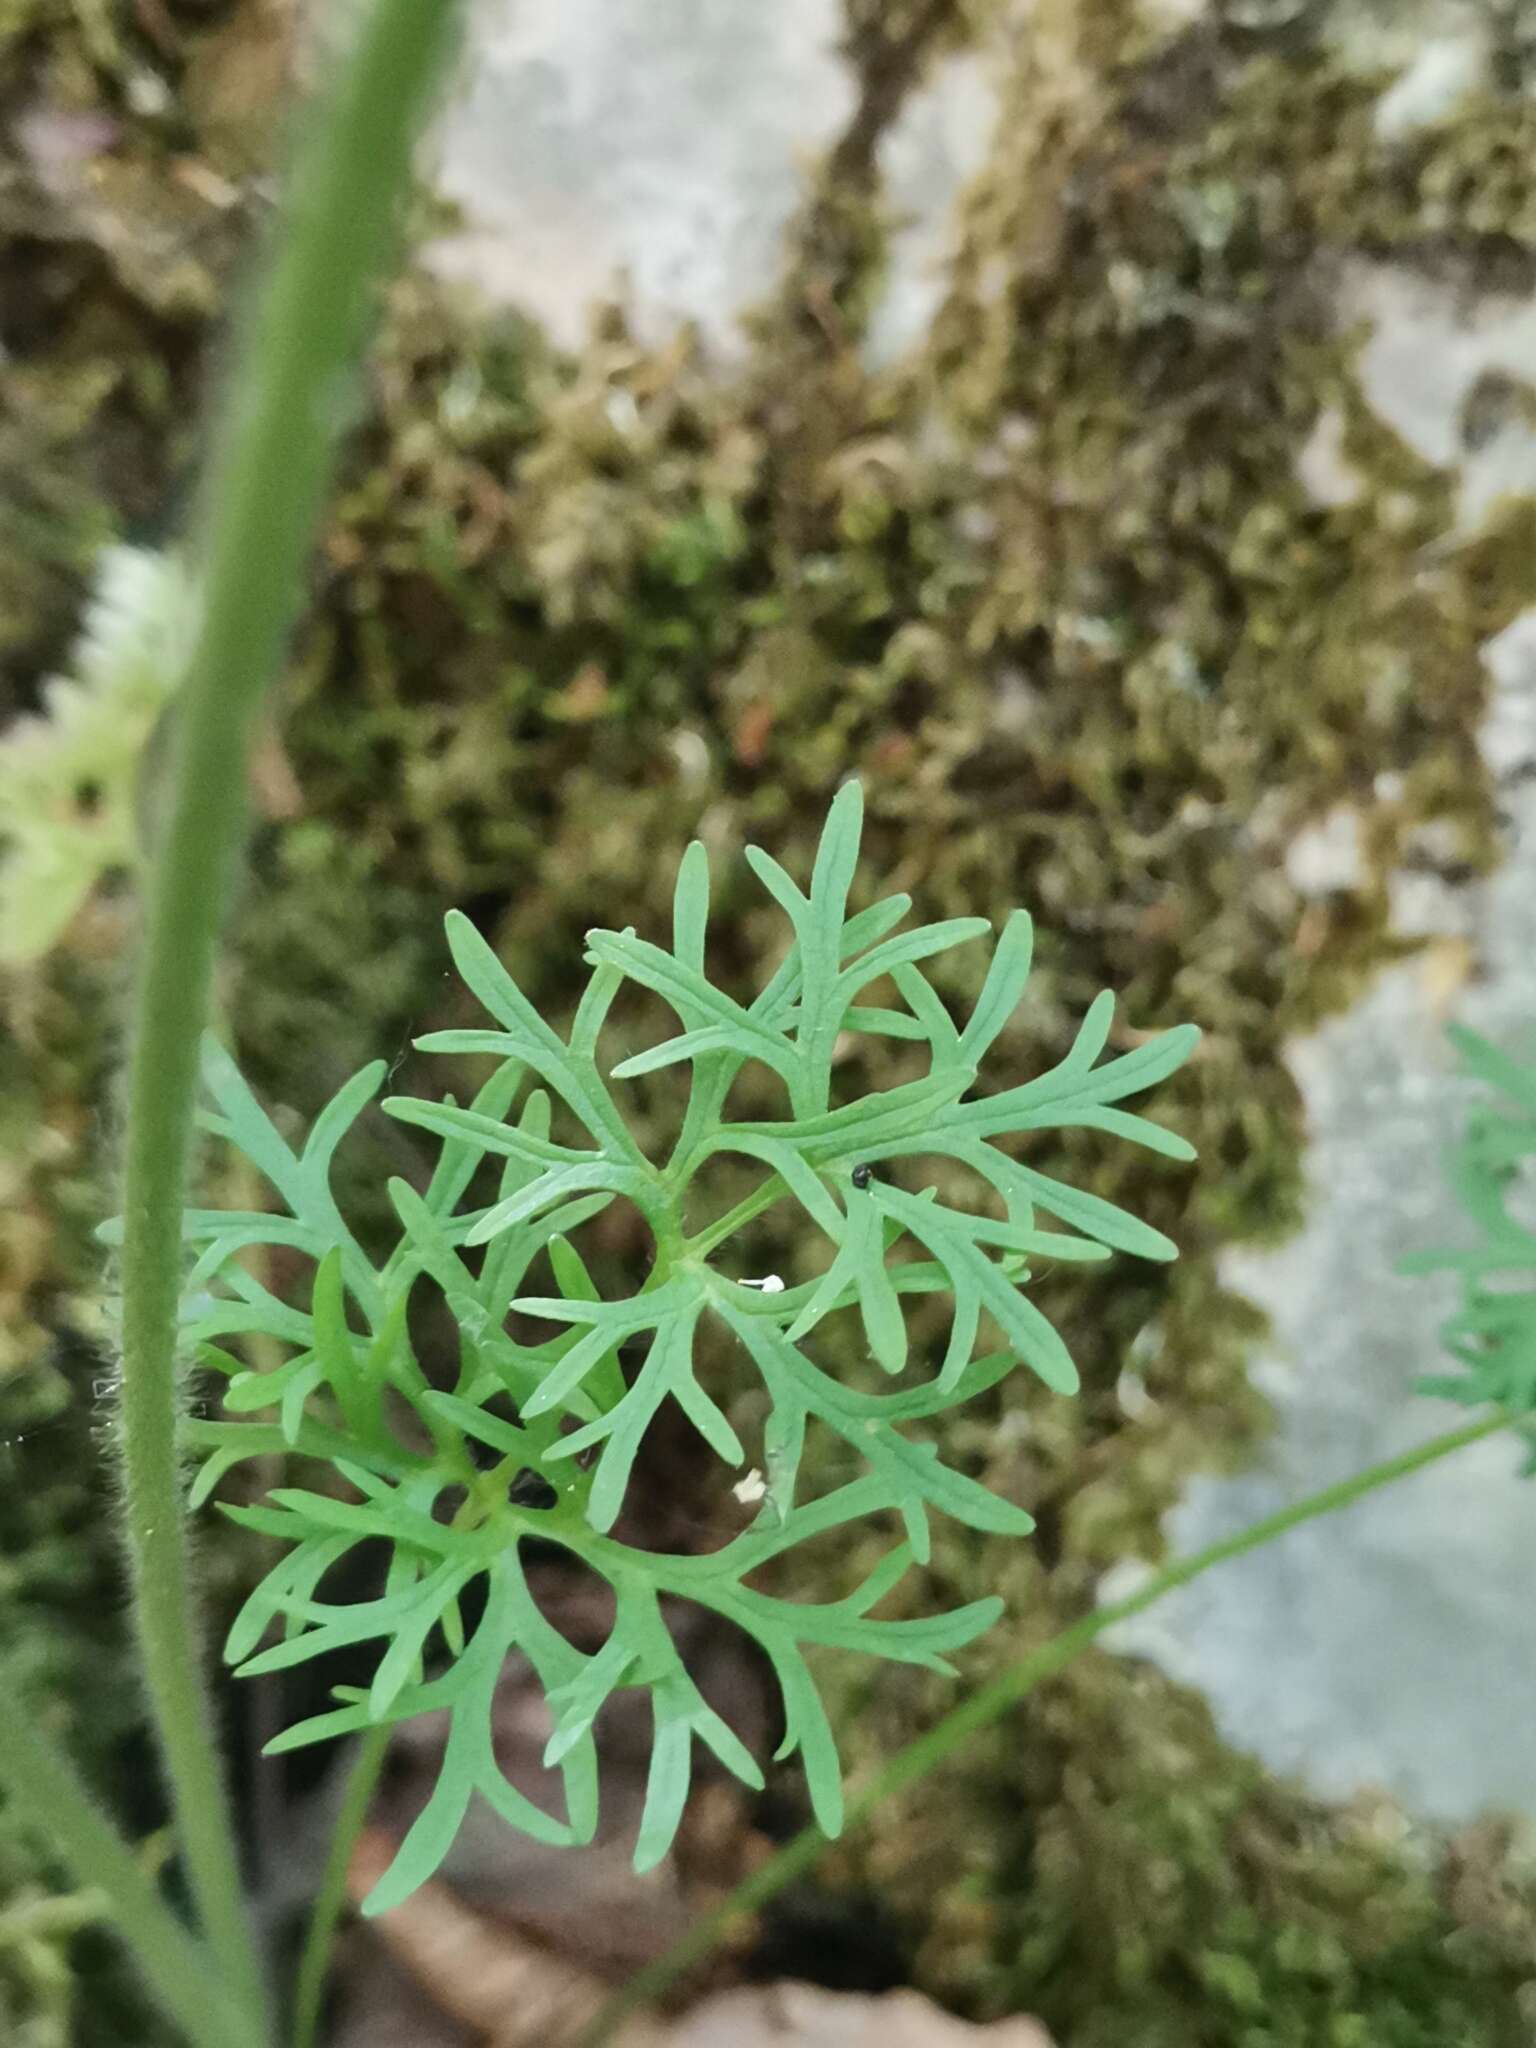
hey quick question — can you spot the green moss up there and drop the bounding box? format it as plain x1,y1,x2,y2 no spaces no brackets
4,0,1536,2037
992,1659,1534,2047
821,1657,1536,2042
0,960,164,2043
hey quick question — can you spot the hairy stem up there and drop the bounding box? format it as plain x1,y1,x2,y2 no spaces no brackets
0,1706,263,2048
291,1725,392,2048
114,0,461,2026
579,1410,1512,2043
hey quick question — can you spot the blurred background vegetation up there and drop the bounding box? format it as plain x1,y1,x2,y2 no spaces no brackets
3,0,1535,2041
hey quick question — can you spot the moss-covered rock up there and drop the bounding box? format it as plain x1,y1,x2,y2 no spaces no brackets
2,0,1535,2036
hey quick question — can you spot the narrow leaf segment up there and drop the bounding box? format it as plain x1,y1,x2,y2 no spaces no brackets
140,783,1198,1908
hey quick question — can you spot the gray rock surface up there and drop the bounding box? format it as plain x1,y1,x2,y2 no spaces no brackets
864,46,999,366
1106,883,1536,1817
1108,340,1536,1818
428,0,855,350
428,0,1000,363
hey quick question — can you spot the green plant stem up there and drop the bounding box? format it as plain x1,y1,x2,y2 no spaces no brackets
579,1409,1511,2046
0,1706,263,2048
683,1175,787,1259
114,0,461,2030
291,1725,391,2048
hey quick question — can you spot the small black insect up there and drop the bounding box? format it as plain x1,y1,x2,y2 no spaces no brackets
851,1163,873,1190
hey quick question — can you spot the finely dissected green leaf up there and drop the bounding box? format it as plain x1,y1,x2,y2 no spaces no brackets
768,1645,844,1835
381,1096,591,1167
712,1132,847,1239
763,890,911,1022
835,917,993,1004
837,1004,931,1041
197,1033,311,1210
571,930,631,1056
1413,1030,1536,1440
716,1300,1034,1560
403,1059,527,1236
743,844,809,927
1447,1024,1536,1115
958,909,1035,1062
889,962,962,1057
432,911,641,1158
610,1026,743,1079
851,1205,907,1374
795,780,865,1083
357,1559,594,1917
954,1022,1201,1140
464,1159,653,1245
721,1069,973,1169
586,927,800,1084
167,780,1195,1910
809,781,863,934
634,1715,692,1874
543,1636,637,1766
540,1303,732,1532
958,1144,1181,1262
872,1184,1079,1394
673,841,711,968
